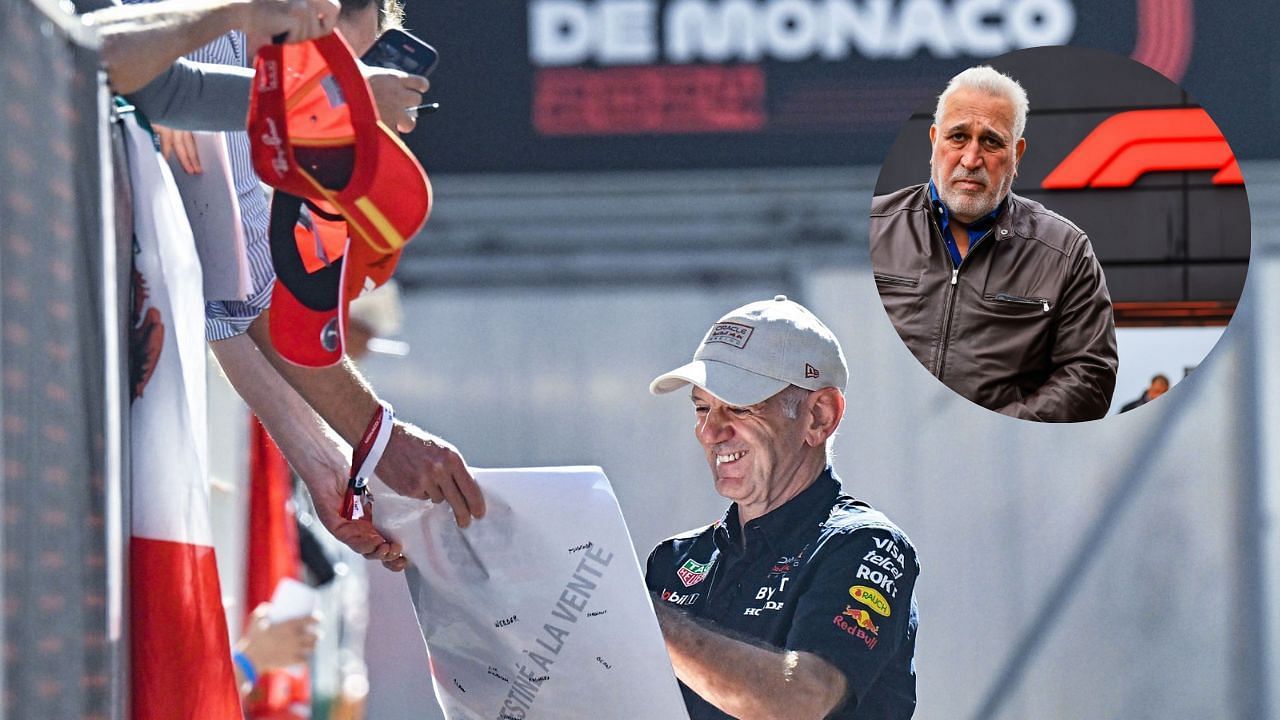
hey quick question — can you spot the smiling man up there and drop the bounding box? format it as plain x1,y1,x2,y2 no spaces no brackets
646,296,919,720
870,65,1117,422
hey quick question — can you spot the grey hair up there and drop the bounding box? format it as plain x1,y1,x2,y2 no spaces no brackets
777,385,811,420
775,385,837,463
934,66,1029,141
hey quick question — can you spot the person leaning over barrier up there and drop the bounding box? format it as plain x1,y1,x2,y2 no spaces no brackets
646,296,920,719
81,0,427,133
75,0,483,568
870,65,1118,422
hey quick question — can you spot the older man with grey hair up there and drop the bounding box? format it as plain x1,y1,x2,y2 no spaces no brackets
870,65,1117,422
646,295,920,719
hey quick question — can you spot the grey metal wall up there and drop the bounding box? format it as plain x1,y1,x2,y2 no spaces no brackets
361,163,1278,719
0,1,124,718
1255,165,1280,720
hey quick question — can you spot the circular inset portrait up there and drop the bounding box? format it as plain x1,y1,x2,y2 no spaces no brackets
869,46,1249,422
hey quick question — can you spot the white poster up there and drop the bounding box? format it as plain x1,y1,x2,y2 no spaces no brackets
374,467,690,720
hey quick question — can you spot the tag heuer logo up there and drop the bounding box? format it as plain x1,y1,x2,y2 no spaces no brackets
677,559,712,587
706,322,753,349
805,363,820,379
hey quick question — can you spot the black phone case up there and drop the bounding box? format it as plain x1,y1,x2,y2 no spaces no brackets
361,29,438,76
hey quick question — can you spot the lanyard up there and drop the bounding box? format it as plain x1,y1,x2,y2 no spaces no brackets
341,402,394,520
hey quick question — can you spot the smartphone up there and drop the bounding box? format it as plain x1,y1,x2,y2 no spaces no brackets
360,28,439,77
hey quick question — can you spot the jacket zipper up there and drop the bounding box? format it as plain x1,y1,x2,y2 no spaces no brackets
930,214,993,380
992,292,1052,313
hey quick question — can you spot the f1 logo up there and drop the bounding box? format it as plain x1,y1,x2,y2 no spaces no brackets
1041,108,1242,189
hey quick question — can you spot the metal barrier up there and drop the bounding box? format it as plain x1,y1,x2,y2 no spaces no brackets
0,1,125,718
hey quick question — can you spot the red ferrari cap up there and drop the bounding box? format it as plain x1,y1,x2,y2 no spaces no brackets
268,191,403,367
248,31,431,255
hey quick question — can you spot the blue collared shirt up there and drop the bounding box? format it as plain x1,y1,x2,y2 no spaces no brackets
928,181,1005,268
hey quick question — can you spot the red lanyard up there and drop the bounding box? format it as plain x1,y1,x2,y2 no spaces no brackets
341,402,394,520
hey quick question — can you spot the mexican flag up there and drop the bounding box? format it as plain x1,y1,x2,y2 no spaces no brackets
123,113,241,720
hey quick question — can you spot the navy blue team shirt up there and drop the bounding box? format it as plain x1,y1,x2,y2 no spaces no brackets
645,468,919,719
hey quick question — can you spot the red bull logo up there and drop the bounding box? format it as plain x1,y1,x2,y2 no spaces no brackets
842,606,879,635
832,612,878,651
770,547,808,575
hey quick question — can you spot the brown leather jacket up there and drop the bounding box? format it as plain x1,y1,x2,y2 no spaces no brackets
870,184,1117,422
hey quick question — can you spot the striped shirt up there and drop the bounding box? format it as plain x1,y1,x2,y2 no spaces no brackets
185,32,276,341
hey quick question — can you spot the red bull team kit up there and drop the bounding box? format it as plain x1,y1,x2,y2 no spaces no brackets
646,468,919,719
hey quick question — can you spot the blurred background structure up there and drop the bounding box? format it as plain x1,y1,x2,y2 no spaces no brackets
4,0,1280,718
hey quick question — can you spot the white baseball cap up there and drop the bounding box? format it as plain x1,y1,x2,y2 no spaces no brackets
650,295,848,406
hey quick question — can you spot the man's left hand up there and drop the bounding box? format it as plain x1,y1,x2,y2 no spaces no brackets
303,460,409,572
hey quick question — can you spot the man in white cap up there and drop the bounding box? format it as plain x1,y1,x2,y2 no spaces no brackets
647,295,919,720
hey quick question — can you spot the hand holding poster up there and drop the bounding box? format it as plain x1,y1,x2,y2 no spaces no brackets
374,467,689,720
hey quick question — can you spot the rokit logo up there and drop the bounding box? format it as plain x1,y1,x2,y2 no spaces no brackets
855,563,898,598
529,0,1077,66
